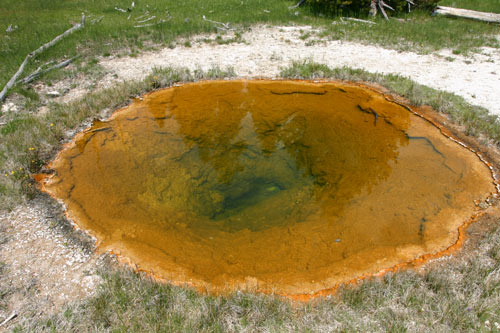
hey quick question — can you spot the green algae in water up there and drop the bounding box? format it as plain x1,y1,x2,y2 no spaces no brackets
41,80,495,296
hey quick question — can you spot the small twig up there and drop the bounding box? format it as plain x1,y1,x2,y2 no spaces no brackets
114,7,127,13
134,19,168,28
25,61,56,77
0,14,85,103
5,24,18,33
202,15,231,31
91,15,104,24
0,312,17,327
345,17,376,24
289,0,306,9
135,13,150,20
136,15,156,23
17,57,78,85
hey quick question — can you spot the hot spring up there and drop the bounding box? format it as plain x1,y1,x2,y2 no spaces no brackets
39,80,496,297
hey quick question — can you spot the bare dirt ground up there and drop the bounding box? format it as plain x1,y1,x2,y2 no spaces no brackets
99,26,500,115
0,24,499,330
0,198,103,330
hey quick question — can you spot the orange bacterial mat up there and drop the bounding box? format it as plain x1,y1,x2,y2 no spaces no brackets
39,80,496,297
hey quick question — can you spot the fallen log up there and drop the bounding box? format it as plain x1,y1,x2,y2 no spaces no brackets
0,14,85,103
434,6,500,24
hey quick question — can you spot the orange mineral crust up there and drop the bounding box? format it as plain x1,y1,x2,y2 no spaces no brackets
40,80,496,296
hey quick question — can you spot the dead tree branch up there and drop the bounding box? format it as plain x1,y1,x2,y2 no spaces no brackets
91,15,104,24
370,0,413,19
202,15,231,31
0,312,17,327
17,57,78,85
345,17,376,24
0,14,85,103
137,15,156,24
289,0,306,9
134,19,168,28
5,24,18,33
378,0,394,20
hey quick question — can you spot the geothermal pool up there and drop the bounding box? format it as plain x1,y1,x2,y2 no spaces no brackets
40,80,495,296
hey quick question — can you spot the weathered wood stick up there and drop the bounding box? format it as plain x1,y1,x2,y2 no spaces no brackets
434,6,500,24
16,61,54,83
18,57,78,85
91,15,104,24
0,14,85,103
134,19,168,28
202,15,231,30
289,0,306,9
137,15,156,24
0,312,17,327
345,17,376,24
0,56,31,102
23,14,85,64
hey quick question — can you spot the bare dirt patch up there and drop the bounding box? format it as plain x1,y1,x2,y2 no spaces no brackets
99,25,500,115
0,198,103,329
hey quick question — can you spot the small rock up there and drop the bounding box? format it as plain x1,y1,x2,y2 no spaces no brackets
335,238,341,243
1,102,18,113
6,24,18,33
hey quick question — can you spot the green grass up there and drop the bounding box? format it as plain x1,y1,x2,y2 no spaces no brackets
1,0,500,99
322,10,500,54
0,0,309,92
